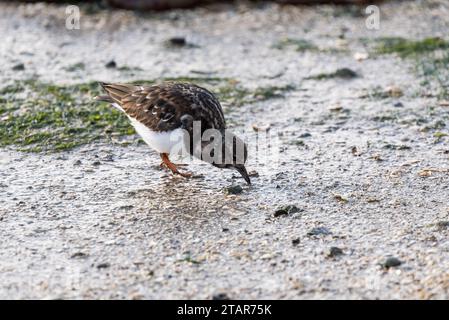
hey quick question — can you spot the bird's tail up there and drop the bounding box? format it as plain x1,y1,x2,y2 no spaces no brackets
94,95,114,103
96,82,136,102
95,82,132,112
94,82,115,103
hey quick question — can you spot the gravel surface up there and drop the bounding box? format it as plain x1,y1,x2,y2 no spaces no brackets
1,0,449,299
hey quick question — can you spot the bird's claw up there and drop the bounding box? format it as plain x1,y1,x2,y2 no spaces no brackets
160,162,192,178
175,171,192,178
160,162,188,169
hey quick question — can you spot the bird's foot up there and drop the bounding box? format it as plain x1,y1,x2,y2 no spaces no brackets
159,162,188,168
174,170,192,178
164,165,192,178
160,153,191,178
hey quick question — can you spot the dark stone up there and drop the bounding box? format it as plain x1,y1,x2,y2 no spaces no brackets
248,170,259,177
307,227,332,236
212,293,230,300
274,205,301,217
168,37,186,46
393,101,404,108
97,263,111,269
436,221,449,230
326,247,344,258
274,209,288,217
71,252,88,259
102,154,114,162
383,257,402,268
299,132,312,138
224,185,243,195
105,60,117,68
334,68,358,79
12,63,25,71
292,238,300,246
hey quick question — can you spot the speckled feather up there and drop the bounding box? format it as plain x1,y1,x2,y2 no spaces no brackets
98,82,226,133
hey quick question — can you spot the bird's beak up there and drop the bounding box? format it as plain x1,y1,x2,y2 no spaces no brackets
235,164,251,185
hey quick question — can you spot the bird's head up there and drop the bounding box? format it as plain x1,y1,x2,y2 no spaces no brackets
209,130,250,185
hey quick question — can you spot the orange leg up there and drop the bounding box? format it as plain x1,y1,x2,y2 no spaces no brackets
160,153,191,178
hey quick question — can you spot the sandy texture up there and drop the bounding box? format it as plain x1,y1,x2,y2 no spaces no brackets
1,0,449,299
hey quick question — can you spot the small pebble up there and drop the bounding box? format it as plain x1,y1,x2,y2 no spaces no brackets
334,68,358,79
168,37,186,46
307,227,332,236
292,238,300,246
12,63,25,71
393,101,404,108
273,210,287,217
105,60,117,68
252,124,271,132
212,293,230,300
326,247,344,258
328,103,343,112
224,185,243,195
354,52,369,61
385,85,403,98
383,257,402,269
102,154,114,162
71,252,88,259
248,170,259,177
438,100,449,107
333,194,349,203
274,205,300,217
436,221,449,230
97,263,111,269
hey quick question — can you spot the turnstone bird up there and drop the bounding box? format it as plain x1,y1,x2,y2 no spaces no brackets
95,82,251,184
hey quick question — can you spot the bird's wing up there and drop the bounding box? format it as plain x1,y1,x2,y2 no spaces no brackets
183,83,226,131
98,82,226,133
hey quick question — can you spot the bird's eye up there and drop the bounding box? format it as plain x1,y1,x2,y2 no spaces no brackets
162,113,174,122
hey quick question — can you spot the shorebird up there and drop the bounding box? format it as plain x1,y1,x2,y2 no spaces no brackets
95,82,251,184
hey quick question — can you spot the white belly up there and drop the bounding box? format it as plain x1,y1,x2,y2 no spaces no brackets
129,117,185,155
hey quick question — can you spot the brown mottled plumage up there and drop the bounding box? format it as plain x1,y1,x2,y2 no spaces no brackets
97,82,226,133
96,82,251,184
